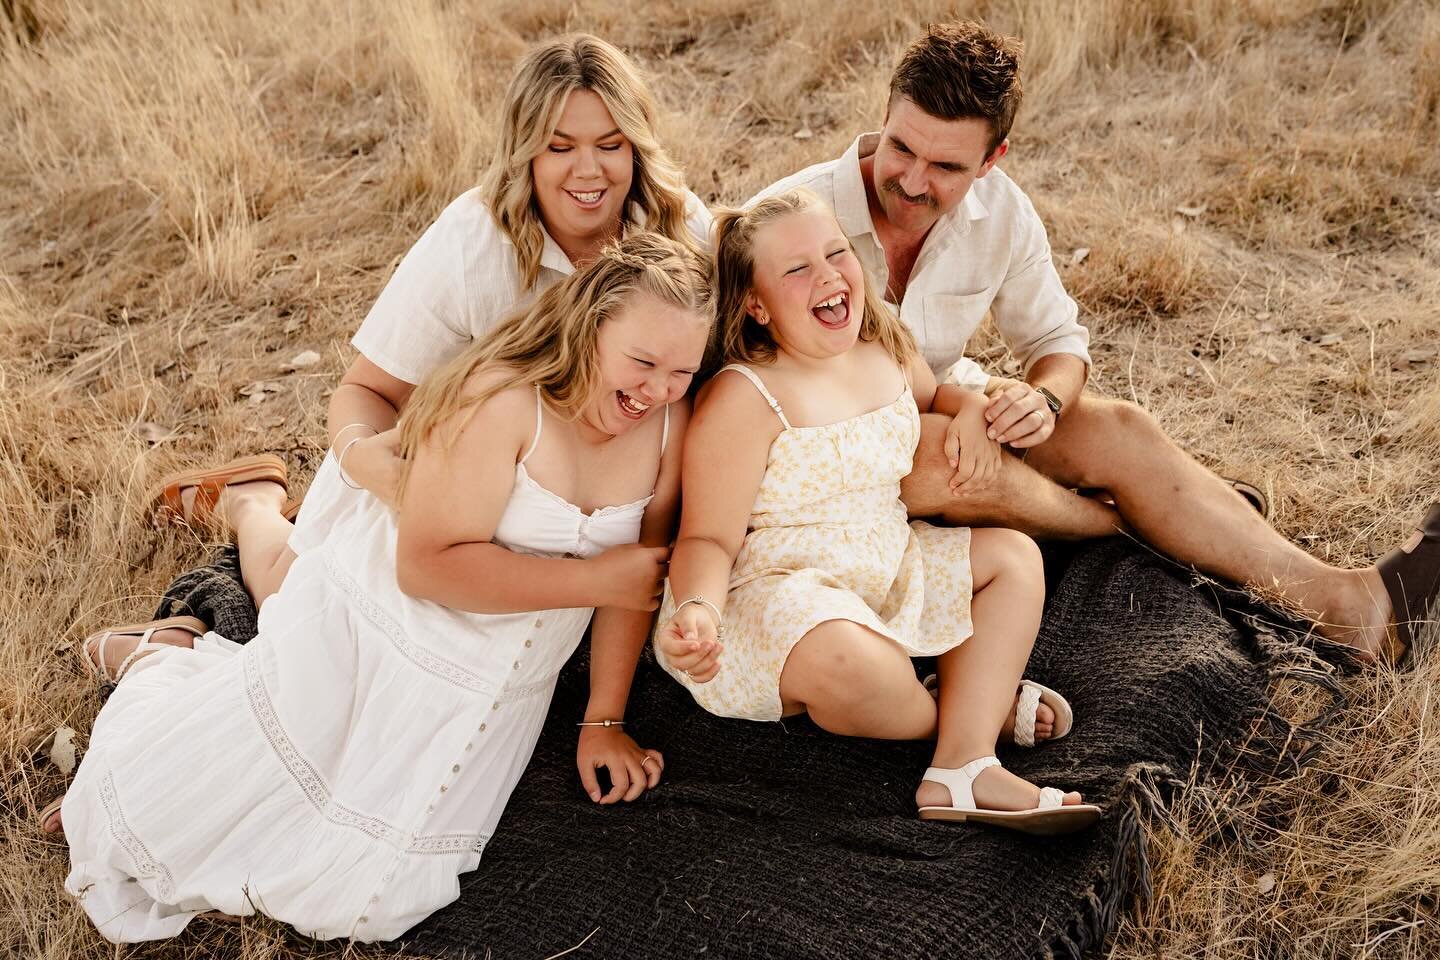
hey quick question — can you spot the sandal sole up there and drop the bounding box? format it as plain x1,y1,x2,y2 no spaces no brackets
919,803,1103,835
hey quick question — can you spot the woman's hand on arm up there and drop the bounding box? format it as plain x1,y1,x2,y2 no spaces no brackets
329,355,417,509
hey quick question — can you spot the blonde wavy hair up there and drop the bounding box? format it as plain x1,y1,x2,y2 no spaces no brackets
397,232,711,491
711,189,916,369
481,34,697,290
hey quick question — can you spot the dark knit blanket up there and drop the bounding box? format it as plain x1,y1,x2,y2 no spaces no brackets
153,540,1342,958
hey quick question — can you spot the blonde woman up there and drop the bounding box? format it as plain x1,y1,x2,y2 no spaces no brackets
655,191,1100,834
56,234,712,942
121,33,710,655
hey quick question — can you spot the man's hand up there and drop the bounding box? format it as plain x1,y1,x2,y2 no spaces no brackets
944,392,1002,495
985,382,1056,448
577,725,663,804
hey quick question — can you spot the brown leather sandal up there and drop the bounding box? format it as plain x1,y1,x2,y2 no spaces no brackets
1378,502,1440,662
146,454,288,528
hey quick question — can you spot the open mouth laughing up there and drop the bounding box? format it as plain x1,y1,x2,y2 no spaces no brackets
616,389,651,420
810,291,850,328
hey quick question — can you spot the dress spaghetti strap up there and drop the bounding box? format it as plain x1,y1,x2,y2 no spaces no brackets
660,403,671,456
519,385,544,464
719,364,792,430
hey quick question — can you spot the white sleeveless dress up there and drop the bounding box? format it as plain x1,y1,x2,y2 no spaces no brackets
62,390,668,943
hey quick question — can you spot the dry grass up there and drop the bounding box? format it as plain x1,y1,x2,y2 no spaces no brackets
2,0,1439,956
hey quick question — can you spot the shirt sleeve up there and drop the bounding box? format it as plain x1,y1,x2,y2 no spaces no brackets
989,192,1092,378
941,356,992,391
683,190,715,253
350,197,480,385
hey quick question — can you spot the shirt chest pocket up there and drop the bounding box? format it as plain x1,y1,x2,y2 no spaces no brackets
921,291,993,370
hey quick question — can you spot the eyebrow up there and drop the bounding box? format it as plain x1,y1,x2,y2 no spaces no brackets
889,135,969,171
552,127,623,141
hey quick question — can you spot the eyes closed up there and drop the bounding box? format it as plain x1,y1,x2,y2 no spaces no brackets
628,356,697,377
784,247,851,277
547,140,626,154
889,138,966,174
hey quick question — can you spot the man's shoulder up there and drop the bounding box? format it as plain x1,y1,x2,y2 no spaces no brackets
744,154,844,208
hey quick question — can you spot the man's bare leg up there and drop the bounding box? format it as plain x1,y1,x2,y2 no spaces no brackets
901,413,1123,539
1020,395,1394,657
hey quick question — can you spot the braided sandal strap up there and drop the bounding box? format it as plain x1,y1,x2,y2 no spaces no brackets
1014,682,1042,747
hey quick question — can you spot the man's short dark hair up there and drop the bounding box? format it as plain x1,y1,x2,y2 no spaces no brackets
888,21,1024,155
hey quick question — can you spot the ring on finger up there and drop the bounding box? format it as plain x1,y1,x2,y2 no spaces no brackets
640,755,656,770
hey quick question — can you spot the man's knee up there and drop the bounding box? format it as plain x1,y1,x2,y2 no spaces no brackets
903,414,1013,520
1070,395,1164,444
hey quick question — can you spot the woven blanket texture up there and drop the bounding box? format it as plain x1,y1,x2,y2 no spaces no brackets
386,539,1338,960
147,540,1336,957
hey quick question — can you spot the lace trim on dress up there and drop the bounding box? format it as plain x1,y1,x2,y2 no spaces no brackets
243,651,408,847
407,833,489,856
99,770,177,902
324,552,495,694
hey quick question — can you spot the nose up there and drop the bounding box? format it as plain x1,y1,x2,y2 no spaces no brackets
899,160,927,198
574,146,601,179
639,371,666,404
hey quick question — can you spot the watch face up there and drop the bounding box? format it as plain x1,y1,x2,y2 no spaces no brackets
1037,387,1062,414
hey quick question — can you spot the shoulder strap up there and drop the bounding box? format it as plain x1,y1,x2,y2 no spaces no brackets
519,385,544,464
719,364,792,430
659,402,671,456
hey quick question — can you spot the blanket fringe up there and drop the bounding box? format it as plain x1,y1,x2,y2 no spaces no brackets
1042,588,1350,959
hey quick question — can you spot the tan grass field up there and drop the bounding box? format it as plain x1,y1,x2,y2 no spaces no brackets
3,0,1439,956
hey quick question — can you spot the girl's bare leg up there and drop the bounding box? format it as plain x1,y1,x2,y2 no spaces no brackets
916,527,1085,811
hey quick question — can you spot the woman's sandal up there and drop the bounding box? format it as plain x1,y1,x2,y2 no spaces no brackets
146,454,288,529
924,677,1073,747
84,615,207,693
918,756,1102,835
1378,502,1440,664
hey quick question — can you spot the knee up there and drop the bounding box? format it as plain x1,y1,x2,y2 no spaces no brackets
1073,396,1163,445
904,414,1012,521
972,527,1045,591
801,623,910,704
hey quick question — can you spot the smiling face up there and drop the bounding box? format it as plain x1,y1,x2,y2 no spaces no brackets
745,207,868,362
869,96,1006,236
531,89,635,257
580,290,709,437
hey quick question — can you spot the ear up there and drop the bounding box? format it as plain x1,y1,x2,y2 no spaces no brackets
745,291,769,325
977,139,1008,178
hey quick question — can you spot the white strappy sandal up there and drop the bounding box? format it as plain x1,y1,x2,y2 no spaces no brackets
917,756,1102,835
924,677,1074,747
84,615,206,687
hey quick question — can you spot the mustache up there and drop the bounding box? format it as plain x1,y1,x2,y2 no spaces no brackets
881,178,938,210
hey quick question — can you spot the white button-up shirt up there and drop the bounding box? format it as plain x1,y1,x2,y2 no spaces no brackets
353,187,714,385
747,133,1090,389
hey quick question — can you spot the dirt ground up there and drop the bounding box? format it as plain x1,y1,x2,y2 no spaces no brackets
2,0,1438,956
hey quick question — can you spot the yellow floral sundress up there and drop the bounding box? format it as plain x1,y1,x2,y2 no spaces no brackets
657,363,974,721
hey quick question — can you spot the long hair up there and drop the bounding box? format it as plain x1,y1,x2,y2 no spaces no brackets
480,34,696,289
397,232,711,492
710,189,915,369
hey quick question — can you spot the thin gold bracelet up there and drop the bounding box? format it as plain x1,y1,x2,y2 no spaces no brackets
576,719,624,728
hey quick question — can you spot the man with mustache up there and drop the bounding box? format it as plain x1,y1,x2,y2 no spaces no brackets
747,19,1438,662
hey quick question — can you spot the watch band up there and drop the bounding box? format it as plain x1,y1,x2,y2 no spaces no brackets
1035,386,1063,420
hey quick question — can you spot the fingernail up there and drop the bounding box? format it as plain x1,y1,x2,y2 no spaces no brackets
590,791,600,801
987,430,996,439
